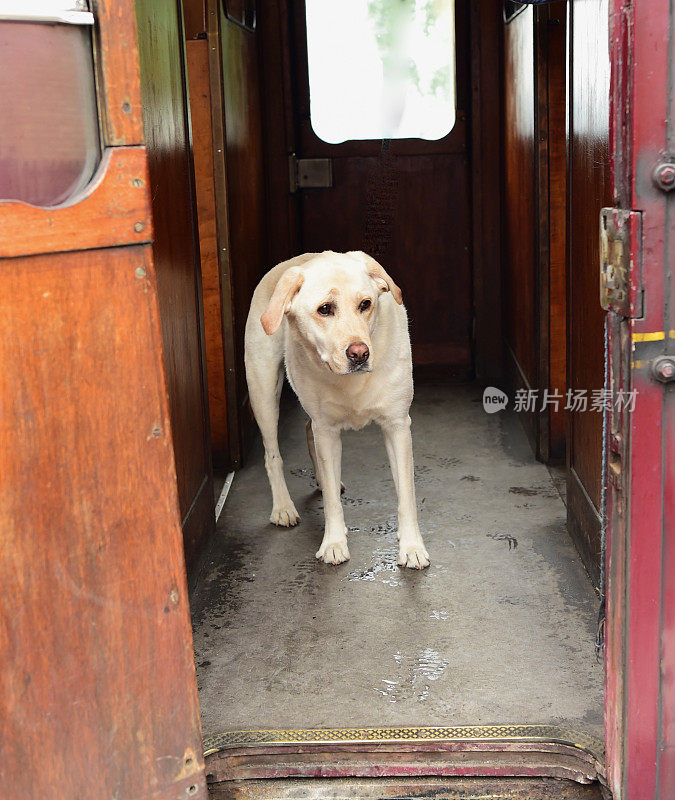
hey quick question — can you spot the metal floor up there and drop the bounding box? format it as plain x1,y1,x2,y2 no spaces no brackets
191,382,603,744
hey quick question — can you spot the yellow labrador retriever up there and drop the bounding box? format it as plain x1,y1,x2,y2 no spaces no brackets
244,251,429,569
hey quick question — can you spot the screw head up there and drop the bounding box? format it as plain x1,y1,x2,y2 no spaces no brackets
134,222,145,233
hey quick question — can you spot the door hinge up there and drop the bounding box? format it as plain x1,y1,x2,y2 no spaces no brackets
289,155,333,193
600,208,643,317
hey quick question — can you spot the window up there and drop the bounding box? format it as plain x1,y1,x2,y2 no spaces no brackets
305,0,456,144
0,2,101,206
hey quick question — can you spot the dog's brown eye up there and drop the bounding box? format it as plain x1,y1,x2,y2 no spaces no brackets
359,299,372,312
317,303,333,316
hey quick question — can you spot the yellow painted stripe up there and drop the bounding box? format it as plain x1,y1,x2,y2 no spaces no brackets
631,360,644,369
633,331,666,342
670,330,675,339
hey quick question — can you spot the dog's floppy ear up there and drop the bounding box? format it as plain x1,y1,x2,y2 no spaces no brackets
349,251,403,304
260,267,305,335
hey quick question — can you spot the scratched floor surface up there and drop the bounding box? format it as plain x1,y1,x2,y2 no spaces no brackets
191,382,603,741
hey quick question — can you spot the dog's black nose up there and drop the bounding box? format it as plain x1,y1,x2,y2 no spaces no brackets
346,342,369,364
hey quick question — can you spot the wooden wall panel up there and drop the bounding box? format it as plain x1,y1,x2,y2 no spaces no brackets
135,0,214,567
219,6,267,455
546,3,568,459
470,0,504,384
0,246,206,800
503,5,567,463
186,37,230,463
504,7,537,440
566,0,611,583
258,0,299,268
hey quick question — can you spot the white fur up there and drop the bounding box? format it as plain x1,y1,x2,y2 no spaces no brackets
244,251,429,569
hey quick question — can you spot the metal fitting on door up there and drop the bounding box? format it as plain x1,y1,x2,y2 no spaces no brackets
651,356,675,383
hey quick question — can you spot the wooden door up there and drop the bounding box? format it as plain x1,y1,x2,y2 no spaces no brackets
0,2,206,797
566,0,612,587
290,0,473,373
604,0,675,797
135,0,215,568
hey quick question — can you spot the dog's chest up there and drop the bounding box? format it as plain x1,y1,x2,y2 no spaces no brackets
316,382,386,430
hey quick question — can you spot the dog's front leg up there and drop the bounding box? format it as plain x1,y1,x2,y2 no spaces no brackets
313,425,350,565
382,417,430,569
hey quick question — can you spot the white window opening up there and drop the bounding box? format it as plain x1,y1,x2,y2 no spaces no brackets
305,0,456,144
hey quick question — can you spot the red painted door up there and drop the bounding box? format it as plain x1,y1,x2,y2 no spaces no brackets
605,1,675,797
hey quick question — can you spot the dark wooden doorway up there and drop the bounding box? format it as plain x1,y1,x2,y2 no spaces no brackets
289,0,473,373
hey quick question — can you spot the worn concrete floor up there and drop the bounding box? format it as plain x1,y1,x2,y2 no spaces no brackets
192,382,603,741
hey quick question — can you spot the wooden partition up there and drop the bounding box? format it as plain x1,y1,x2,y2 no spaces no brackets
0,2,207,797
503,2,567,463
566,0,611,585
135,0,214,569
181,0,269,469
184,8,232,466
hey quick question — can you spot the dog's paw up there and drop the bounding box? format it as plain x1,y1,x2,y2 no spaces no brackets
398,543,430,569
316,540,350,565
270,504,300,527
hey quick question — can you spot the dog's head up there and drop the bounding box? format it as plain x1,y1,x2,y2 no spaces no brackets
260,251,402,375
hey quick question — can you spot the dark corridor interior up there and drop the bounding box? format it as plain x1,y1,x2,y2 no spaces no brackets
131,0,611,791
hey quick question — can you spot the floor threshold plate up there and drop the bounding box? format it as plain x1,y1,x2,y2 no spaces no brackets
203,724,605,787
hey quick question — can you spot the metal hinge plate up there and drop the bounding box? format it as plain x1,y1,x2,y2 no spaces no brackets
599,208,643,317
289,156,333,192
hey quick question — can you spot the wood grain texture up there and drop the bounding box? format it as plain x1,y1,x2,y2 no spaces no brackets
95,0,145,145
183,0,207,39
136,0,214,567
0,147,151,258
470,0,504,383
546,4,568,459
0,245,206,800
220,5,268,456
258,0,300,267
504,7,537,395
186,39,230,463
566,0,611,576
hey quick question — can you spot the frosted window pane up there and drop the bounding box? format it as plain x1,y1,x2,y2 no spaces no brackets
0,21,100,206
305,0,456,144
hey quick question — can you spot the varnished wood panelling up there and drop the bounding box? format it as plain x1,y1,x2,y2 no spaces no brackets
503,5,567,463
0,246,206,800
258,0,299,266
0,147,151,258
135,0,214,566
187,38,230,462
470,0,504,383
183,0,207,39
220,7,267,453
547,4,568,458
567,0,611,579
504,7,537,392
95,0,145,145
